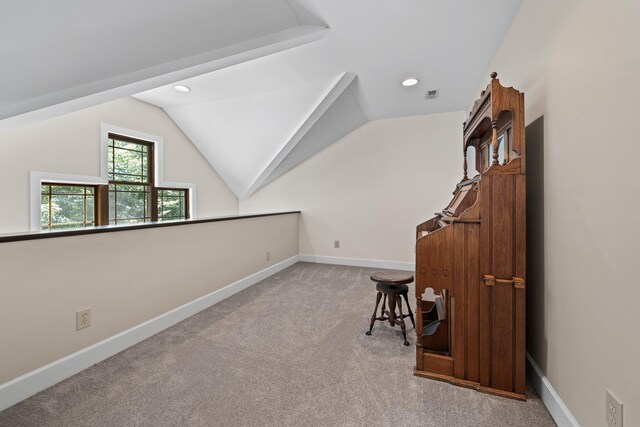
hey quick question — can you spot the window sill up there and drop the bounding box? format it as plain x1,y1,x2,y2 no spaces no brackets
0,211,301,243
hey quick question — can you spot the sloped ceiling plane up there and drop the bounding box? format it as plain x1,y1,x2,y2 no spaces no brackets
0,0,523,198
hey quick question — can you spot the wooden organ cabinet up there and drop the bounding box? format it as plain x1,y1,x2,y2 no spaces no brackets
414,73,526,400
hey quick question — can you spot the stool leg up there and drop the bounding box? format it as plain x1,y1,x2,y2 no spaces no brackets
396,296,410,346
387,294,397,327
366,291,383,336
380,294,387,318
402,292,415,328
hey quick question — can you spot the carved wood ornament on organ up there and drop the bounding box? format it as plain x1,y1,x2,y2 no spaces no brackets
414,73,527,400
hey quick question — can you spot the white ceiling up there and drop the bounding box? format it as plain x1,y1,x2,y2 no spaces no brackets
0,0,327,127
297,0,523,120
1,0,523,199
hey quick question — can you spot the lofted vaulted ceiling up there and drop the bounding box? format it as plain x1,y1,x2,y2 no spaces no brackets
1,0,523,199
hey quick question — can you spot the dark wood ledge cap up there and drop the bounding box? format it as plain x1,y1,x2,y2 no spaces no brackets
0,211,301,244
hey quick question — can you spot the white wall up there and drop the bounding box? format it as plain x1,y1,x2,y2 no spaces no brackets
0,97,239,234
484,1,640,426
0,213,299,384
240,111,466,264
0,96,297,398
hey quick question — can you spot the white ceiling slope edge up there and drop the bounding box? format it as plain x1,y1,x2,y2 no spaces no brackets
0,0,327,129
135,0,523,200
261,82,367,190
241,72,357,199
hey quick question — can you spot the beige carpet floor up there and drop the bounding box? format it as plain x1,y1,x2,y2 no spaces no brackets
0,262,556,427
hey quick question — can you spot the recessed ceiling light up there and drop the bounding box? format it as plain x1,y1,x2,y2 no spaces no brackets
173,85,191,93
401,78,419,87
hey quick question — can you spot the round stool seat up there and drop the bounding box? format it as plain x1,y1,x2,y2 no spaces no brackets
370,270,414,285
376,282,409,295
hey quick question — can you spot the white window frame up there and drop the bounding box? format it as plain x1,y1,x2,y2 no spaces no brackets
30,123,196,230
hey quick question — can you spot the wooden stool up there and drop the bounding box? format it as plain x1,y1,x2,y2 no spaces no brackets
366,271,415,346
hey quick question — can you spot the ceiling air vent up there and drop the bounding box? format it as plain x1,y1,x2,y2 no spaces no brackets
425,89,439,99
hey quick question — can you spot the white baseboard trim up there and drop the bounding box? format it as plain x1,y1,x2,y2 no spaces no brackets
527,353,580,427
0,255,299,412
299,254,414,271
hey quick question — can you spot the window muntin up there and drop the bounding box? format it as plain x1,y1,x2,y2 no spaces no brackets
37,132,191,231
108,183,152,224
41,184,96,230
107,134,153,225
107,137,150,183
157,188,189,221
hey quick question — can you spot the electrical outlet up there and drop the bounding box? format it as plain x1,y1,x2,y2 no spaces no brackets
266,251,271,261
607,389,623,427
334,240,340,249
76,308,91,331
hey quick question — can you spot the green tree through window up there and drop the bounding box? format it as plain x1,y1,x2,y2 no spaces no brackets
41,184,96,230
157,188,189,221
107,135,153,225
39,133,190,231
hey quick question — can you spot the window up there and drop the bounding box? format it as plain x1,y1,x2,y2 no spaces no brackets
41,183,96,230
107,134,153,225
37,131,190,231
157,188,189,221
